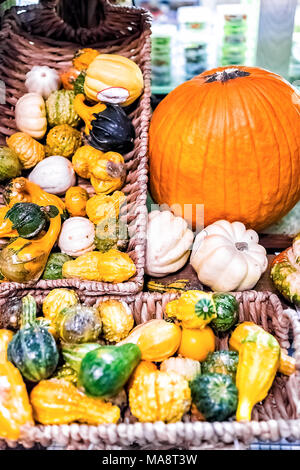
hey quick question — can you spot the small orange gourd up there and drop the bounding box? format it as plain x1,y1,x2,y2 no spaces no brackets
178,326,215,361
0,329,34,440
65,186,89,217
7,133,45,169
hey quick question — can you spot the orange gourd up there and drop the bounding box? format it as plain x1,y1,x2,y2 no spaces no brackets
0,329,34,440
178,326,215,361
149,66,300,231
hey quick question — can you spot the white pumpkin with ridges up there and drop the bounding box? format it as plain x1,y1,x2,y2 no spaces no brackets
28,155,76,195
58,217,95,257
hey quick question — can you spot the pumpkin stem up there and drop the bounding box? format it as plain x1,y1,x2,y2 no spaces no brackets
21,294,37,327
205,68,250,83
235,242,248,252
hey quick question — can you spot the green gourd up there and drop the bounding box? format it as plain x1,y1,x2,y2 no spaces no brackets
0,146,22,181
55,304,102,344
62,342,102,373
79,344,141,398
5,203,58,239
7,295,59,382
190,373,238,422
201,351,239,381
46,90,80,128
95,217,129,252
42,253,73,280
210,293,239,333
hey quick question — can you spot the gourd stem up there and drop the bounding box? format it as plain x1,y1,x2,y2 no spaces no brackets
21,295,37,327
205,69,250,83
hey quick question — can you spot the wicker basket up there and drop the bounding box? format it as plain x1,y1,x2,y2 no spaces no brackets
0,0,152,297
0,290,300,450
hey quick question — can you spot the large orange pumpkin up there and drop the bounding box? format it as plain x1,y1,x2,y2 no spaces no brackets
149,66,300,231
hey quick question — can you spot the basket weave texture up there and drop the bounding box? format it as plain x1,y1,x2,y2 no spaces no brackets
0,290,300,450
0,0,152,296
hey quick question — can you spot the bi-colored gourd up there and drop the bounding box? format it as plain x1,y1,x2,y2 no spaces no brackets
202,351,239,381
98,300,134,343
29,156,76,196
160,357,201,382
46,90,80,128
149,66,300,231
270,234,300,305
55,304,102,344
0,146,22,181
0,205,61,282
42,253,73,280
65,186,89,217
25,66,61,99
62,342,102,373
30,379,120,425
7,295,59,382
86,191,126,225
62,249,136,283
191,220,268,292
120,319,182,362
84,54,144,106
58,217,95,257
42,289,79,322
7,132,45,169
60,67,81,90
229,322,296,376
0,329,34,440
165,290,217,329
178,326,215,361
235,328,281,422
72,145,126,195
4,177,65,215
73,95,106,135
45,125,82,158
190,373,238,422
0,206,18,238
79,343,141,398
95,217,128,253
5,203,58,239
73,48,99,71
15,93,47,139
129,370,191,423
145,211,194,277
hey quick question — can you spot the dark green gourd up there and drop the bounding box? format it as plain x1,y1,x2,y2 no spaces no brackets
211,293,239,333
7,294,59,382
89,104,135,154
5,203,59,239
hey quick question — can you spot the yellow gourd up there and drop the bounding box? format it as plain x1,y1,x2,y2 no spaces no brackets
229,322,295,376
86,191,126,225
235,328,281,422
165,290,217,329
119,319,181,362
98,300,134,343
4,177,65,215
129,370,191,423
42,289,80,322
65,186,89,217
73,95,106,135
0,206,18,238
0,329,34,440
62,249,136,283
7,133,45,169
30,379,120,425
127,360,158,389
0,210,61,282
178,326,215,361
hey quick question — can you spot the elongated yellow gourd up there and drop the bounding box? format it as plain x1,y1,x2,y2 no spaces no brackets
235,329,280,422
0,211,61,282
229,321,295,376
0,329,34,440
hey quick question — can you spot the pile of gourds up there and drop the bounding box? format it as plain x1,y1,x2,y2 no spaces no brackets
0,49,145,284
0,289,295,440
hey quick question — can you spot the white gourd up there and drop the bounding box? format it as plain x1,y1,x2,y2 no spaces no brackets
28,155,76,195
58,217,96,257
145,210,194,277
25,66,61,99
190,220,268,292
15,93,47,139
160,357,201,381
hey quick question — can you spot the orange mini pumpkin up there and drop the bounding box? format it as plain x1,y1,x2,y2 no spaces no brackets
149,66,300,231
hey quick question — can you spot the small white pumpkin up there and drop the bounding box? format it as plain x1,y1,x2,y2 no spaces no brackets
58,217,95,257
28,155,76,195
145,210,194,277
15,93,47,139
190,220,268,292
25,66,61,99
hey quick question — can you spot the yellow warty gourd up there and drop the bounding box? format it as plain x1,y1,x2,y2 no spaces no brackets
42,289,80,322
62,249,136,283
129,370,191,423
98,300,134,343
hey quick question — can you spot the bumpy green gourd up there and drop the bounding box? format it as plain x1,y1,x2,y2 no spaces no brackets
46,90,80,127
